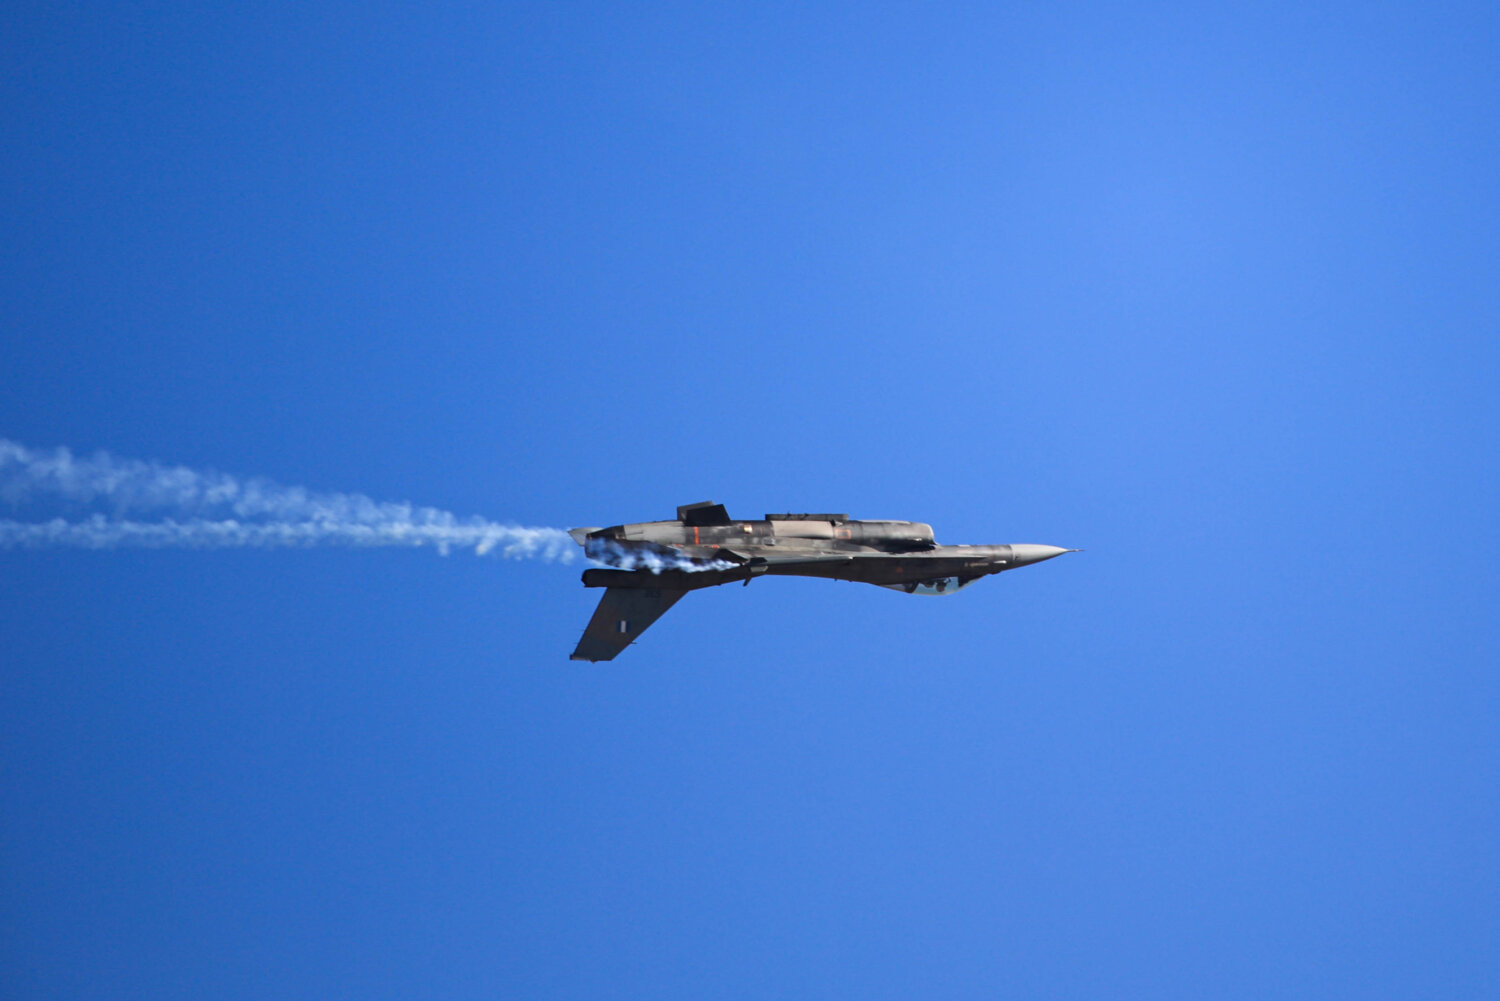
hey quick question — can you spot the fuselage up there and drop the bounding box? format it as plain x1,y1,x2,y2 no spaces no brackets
566,502,1075,660
595,514,937,553
579,511,1068,594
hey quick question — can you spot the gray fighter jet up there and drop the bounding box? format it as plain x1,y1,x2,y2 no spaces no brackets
568,502,1076,661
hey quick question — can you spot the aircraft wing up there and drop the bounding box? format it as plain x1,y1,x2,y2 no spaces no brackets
570,586,687,662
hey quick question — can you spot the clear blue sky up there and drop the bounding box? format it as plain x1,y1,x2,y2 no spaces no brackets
4,3,1498,997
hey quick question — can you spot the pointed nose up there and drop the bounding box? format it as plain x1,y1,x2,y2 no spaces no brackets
1008,544,1076,566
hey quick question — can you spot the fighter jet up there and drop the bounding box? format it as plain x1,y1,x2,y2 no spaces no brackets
568,502,1076,661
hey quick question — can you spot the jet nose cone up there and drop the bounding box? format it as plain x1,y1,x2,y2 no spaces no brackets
1008,544,1076,566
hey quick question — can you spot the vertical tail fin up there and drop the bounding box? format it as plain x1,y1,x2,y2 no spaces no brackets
570,587,687,661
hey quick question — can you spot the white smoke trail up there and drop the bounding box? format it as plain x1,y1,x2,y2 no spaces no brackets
584,536,740,574
0,439,575,561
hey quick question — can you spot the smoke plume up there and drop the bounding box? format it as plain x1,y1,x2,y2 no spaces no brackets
585,536,740,573
0,439,574,561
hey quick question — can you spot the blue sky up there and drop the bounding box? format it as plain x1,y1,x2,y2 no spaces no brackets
3,3,1498,998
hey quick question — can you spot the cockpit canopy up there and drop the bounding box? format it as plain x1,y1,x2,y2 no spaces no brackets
763,512,849,523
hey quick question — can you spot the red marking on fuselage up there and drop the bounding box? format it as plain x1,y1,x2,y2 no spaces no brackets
693,526,700,545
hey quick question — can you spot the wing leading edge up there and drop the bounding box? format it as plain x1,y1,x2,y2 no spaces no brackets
570,586,687,662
